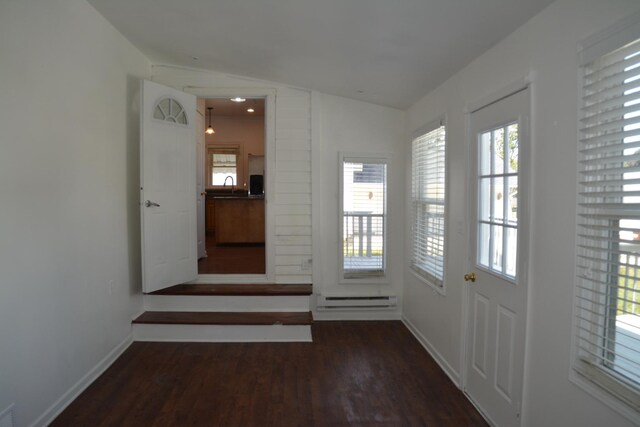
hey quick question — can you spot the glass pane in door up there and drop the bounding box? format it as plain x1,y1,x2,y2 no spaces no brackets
477,123,519,279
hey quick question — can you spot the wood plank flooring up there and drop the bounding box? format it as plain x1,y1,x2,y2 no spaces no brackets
132,311,313,326
52,321,488,427
148,283,313,296
198,232,265,274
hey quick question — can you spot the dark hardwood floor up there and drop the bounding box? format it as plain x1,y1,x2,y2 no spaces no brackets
132,311,313,326
198,232,265,275
52,321,487,427
148,283,313,296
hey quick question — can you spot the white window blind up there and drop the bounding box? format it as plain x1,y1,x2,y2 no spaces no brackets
341,157,387,279
209,148,238,187
411,124,446,286
575,35,640,411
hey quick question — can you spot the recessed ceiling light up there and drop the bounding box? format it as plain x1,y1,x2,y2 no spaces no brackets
247,107,255,113
230,97,246,103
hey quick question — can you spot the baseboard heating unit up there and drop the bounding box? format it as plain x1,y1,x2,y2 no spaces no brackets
316,295,397,310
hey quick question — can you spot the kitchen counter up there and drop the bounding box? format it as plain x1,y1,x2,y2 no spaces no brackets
214,197,265,244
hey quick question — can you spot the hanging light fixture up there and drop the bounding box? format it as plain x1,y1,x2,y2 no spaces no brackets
205,107,215,135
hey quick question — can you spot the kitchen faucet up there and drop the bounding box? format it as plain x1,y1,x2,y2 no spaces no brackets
223,176,235,193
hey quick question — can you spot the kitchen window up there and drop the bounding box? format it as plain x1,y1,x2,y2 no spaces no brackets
208,147,240,188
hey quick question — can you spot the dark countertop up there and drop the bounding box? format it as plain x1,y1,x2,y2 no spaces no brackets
205,189,264,201
212,195,264,200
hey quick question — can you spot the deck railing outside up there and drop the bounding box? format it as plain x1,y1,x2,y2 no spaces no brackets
343,211,384,272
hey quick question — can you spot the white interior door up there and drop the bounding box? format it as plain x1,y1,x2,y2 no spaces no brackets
196,106,206,260
141,80,197,293
465,87,530,427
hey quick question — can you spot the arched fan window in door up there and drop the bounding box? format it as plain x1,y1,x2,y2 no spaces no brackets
153,97,188,125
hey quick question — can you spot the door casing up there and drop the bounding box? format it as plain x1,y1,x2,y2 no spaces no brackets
186,87,276,284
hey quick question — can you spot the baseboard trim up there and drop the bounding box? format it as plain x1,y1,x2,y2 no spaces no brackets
402,315,460,387
30,334,133,427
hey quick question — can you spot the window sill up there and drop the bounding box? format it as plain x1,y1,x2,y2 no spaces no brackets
339,276,390,286
570,363,640,425
410,267,445,295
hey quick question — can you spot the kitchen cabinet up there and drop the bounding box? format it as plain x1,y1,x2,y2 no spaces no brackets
206,199,215,233
214,198,265,244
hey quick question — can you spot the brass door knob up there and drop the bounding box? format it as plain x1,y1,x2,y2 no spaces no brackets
200,192,206,196
464,272,476,282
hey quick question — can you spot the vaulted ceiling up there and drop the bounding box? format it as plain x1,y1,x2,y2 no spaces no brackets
88,0,554,109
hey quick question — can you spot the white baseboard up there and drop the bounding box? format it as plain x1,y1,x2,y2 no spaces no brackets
30,334,133,427
402,315,460,387
313,310,401,321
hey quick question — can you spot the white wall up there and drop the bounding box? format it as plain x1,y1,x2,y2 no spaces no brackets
151,66,407,309
0,0,150,425
403,0,640,426
313,92,405,318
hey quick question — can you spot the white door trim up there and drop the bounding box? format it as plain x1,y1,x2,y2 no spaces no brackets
464,74,534,115
182,86,276,284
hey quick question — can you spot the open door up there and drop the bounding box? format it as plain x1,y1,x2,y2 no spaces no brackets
141,80,197,293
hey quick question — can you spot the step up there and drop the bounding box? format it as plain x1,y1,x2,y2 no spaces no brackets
147,283,313,296
143,283,312,312
132,311,313,343
133,311,313,325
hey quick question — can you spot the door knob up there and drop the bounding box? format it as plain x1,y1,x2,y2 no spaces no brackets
145,200,160,207
464,272,476,282
200,192,206,196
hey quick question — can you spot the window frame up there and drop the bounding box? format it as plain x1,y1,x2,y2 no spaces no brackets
475,121,520,283
206,145,242,189
338,152,390,283
409,118,448,292
571,13,640,423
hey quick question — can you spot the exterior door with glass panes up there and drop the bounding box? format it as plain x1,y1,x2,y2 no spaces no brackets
464,87,530,427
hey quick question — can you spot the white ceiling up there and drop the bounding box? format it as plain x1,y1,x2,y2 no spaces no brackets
206,98,265,117
88,0,553,109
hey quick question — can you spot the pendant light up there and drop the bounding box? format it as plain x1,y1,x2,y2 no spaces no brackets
205,107,215,135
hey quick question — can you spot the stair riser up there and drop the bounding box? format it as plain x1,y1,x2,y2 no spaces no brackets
133,324,312,342
143,295,310,312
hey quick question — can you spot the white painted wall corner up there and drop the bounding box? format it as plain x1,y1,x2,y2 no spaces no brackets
29,334,133,427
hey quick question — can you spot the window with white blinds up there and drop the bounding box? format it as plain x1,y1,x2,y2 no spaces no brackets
340,156,387,279
208,147,239,187
575,33,640,411
411,123,446,287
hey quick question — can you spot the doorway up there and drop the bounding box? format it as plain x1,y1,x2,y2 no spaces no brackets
464,87,530,427
197,97,266,275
